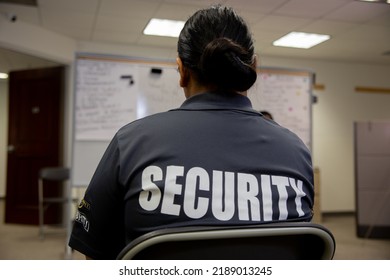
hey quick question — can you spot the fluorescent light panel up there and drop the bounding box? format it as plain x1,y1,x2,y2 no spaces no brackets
0,73,8,79
143,18,185,38
357,0,390,4
273,32,331,49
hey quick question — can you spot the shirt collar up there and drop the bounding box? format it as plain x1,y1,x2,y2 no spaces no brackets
175,91,256,113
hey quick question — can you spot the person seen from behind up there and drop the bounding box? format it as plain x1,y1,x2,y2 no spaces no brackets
69,5,314,260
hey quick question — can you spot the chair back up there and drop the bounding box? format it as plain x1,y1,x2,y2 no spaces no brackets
38,166,71,239
39,167,70,181
117,222,336,260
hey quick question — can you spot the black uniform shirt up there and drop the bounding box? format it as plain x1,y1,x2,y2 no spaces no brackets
69,91,314,259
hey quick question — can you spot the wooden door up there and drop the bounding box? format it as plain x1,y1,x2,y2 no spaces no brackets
5,66,64,225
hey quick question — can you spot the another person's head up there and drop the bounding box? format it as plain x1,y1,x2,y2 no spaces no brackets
177,5,257,97
260,110,273,120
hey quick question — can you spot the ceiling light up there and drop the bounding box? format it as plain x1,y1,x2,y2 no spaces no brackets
356,0,390,3
0,73,9,79
143,18,185,38
273,32,331,49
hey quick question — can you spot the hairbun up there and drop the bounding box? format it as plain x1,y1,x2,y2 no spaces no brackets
199,38,257,91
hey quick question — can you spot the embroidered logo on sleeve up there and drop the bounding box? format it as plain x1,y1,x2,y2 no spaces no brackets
75,211,90,232
78,199,91,211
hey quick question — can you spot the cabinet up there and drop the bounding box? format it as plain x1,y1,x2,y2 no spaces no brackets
355,121,390,238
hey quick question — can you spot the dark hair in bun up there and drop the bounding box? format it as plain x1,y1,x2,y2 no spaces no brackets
178,5,257,92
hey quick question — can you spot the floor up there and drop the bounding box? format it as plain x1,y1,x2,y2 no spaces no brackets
1,199,389,260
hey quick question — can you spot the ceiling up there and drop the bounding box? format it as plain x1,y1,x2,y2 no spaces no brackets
1,0,390,73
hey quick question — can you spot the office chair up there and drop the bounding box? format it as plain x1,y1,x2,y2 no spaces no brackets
38,167,76,239
117,222,336,260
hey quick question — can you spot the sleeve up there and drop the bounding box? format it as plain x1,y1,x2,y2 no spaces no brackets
68,135,126,259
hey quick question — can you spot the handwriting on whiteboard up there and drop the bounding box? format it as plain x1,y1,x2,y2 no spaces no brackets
75,59,138,140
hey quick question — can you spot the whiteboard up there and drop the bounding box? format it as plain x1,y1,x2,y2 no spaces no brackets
72,54,313,186
137,64,183,119
75,59,138,140
249,69,312,148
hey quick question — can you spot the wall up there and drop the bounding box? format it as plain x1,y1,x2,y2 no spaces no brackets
0,17,75,65
0,18,390,212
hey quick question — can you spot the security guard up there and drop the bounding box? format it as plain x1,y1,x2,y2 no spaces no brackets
69,5,314,260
